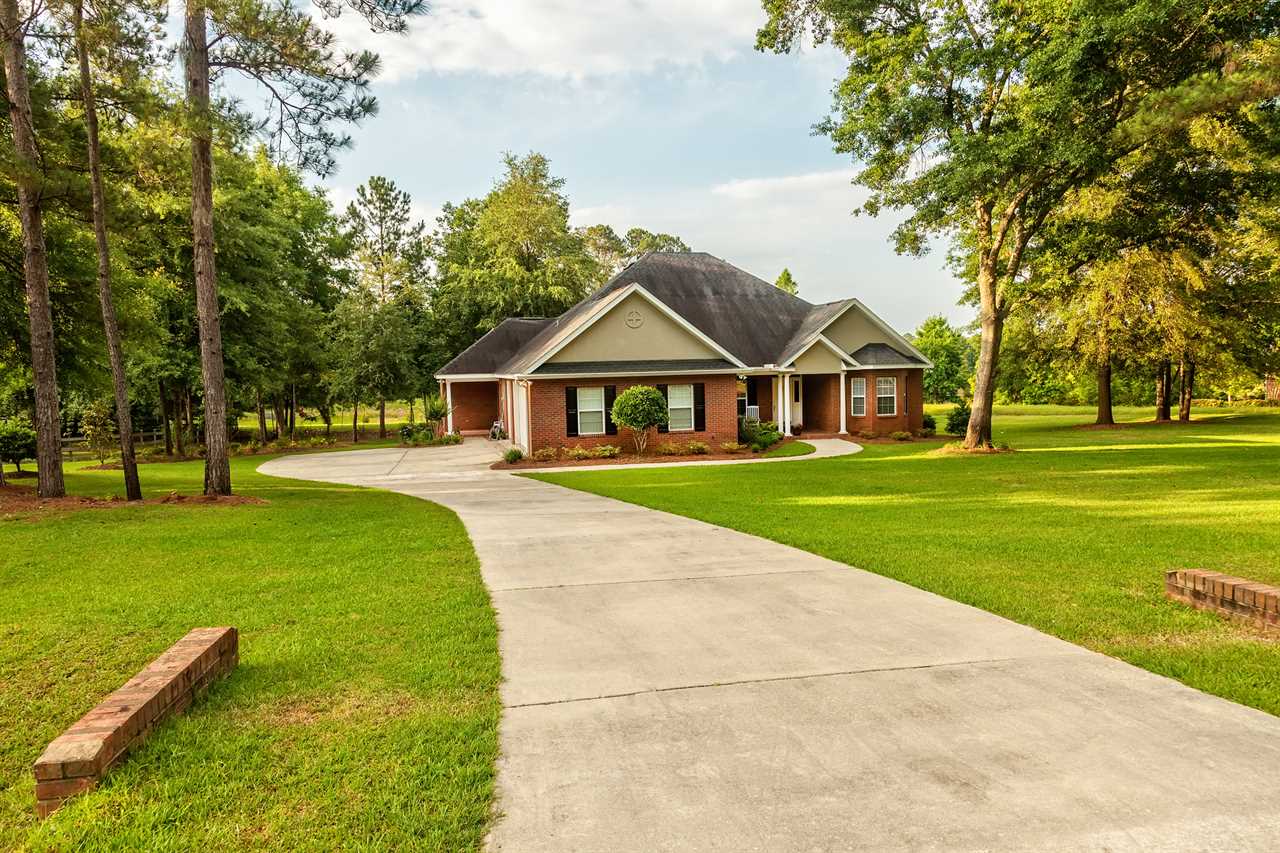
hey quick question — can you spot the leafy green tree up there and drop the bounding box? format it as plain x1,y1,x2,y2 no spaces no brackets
430,153,603,359
758,0,1280,449
81,401,117,464
345,176,428,303
911,316,972,403
610,386,668,454
775,268,798,296
0,417,36,485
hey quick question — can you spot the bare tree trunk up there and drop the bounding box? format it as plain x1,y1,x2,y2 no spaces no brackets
289,383,296,438
174,387,186,457
965,268,1003,449
1178,358,1195,422
352,402,359,443
183,0,230,494
74,0,140,500
1,0,64,498
378,399,386,438
1095,361,1114,425
160,381,173,455
1162,358,1172,422
255,390,268,441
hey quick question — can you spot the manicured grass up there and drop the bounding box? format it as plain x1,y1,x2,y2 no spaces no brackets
532,406,1280,716
763,440,816,458
1,453,499,849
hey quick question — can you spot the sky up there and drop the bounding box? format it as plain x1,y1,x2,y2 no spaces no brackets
311,0,973,332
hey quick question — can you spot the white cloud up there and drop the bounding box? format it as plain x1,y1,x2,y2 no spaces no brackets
319,0,764,82
571,169,971,330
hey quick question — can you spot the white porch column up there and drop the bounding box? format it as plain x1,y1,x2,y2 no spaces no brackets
782,374,792,436
839,370,848,434
445,380,454,434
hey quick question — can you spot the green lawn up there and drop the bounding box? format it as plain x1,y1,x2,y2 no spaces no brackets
1,454,498,850
763,440,816,458
531,405,1280,716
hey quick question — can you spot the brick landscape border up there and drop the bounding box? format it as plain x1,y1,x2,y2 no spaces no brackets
1165,570,1280,632
32,627,238,818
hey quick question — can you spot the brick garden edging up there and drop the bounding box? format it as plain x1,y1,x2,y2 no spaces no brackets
1165,570,1280,632
32,627,238,818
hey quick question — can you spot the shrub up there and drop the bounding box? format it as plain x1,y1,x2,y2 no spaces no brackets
857,429,877,440
0,418,38,472
720,441,746,454
918,427,936,438
435,432,463,446
945,401,971,436
610,386,668,454
922,413,937,431
890,431,912,441
994,440,1013,451
683,440,710,455
592,444,621,458
743,418,782,452
532,447,558,462
565,445,593,461
502,447,524,464
81,401,117,464
656,442,682,456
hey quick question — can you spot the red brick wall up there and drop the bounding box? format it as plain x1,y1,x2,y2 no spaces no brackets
798,374,840,433
1166,570,1279,632
33,627,238,818
845,369,924,435
528,374,738,452
449,381,498,432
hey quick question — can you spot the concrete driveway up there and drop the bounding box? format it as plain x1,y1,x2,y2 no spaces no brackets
261,440,1280,852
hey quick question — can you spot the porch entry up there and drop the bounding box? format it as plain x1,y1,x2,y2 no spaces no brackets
791,376,803,427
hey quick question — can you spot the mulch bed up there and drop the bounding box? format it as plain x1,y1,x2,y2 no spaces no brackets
0,484,265,520
493,439,822,470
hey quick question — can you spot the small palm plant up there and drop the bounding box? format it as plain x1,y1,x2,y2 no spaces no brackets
421,394,452,438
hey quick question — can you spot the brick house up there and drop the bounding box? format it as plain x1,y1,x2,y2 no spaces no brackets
435,253,931,452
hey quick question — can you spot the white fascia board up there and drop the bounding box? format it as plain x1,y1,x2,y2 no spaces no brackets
845,363,928,371
434,374,499,382
515,368,745,381
524,283,747,373
848,299,935,368
782,334,856,368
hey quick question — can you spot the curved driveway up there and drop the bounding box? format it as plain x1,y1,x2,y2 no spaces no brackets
262,440,1280,852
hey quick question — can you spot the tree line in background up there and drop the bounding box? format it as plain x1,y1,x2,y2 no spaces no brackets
761,0,1280,446
0,0,690,499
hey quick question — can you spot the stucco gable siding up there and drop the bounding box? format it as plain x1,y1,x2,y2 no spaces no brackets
547,292,721,364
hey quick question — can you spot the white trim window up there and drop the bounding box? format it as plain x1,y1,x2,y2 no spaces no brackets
578,386,606,435
667,384,694,431
850,377,866,417
876,376,897,416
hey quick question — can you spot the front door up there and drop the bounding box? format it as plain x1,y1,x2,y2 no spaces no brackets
792,376,803,427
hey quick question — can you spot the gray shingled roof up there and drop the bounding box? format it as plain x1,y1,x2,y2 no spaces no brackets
436,253,919,377
850,343,925,365
776,300,856,365
437,318,552,375
532,359,736,375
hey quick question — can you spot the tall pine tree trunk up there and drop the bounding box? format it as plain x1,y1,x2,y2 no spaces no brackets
379,399,386,438
1155,360,1172,422
160,381,173,455
289,383,296,438
183,0,231,495
1,0,64,498
352,402,359,443
1178,358,1195,422
75,0,140,500
1095,361,1114,425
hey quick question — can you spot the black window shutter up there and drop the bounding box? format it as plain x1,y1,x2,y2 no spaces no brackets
604,385,617,435
656,384,668,433
746,377,758,406
693,383,706,431
565,386,578,437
